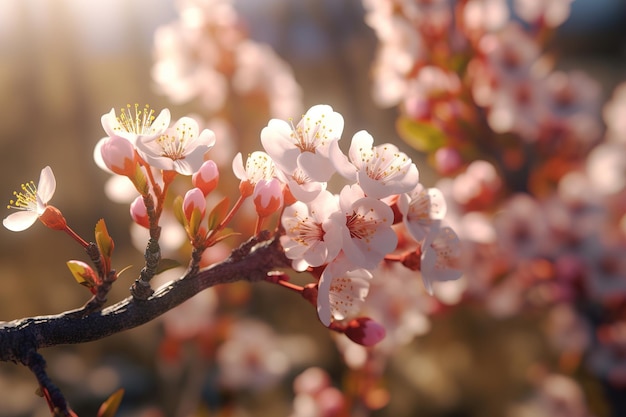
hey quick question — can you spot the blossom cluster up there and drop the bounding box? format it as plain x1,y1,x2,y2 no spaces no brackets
363,0,626,407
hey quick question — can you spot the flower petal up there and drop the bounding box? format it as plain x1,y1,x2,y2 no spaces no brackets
3,211,39,232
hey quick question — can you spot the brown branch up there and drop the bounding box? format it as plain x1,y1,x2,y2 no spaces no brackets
0,232,290,364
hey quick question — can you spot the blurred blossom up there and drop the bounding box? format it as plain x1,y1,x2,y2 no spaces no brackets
514,0,575,28
216,319,290,390
603,82,626,143
152,0,302,118
586,142,626,195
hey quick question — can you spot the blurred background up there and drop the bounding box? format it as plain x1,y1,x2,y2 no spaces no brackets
1,0,625,416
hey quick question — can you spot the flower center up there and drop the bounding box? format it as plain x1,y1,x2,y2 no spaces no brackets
289,212,325,246
362,146,410,182
7,180,38,211
290,113,332,153
116,103,157,135
346,210,378,242
156,122,194,160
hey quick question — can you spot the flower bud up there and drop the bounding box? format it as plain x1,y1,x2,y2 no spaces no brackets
192,160,220,196
130,196,150,228
100,135,138,177
253,178,283,218
344,317,386,346
183,188,206,237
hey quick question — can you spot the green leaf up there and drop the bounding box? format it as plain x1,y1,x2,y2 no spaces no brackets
156,258,182,274
396,117,448,153
97,388,124,417
207,196,230,231
95,219,114,259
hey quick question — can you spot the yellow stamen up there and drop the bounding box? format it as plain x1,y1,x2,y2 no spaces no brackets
116,103,157,135
7,180,38,211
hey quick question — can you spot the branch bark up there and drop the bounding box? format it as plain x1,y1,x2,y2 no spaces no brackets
0,233,290,364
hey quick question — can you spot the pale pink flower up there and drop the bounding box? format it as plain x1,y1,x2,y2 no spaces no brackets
331,184,397,269
514,0,574,28
275,164,326,204
317,255,373,326
280,190,343,271
101,104,170,144
420,225,463,295
136,117,216,175
261,104,344,182
232,151,276,190
290,368,345,417
462,0,509,34
331,130,419,199
398,184,447,242
586,142,626,195
603,82,626,143
3,166,56,232
216,319,290,391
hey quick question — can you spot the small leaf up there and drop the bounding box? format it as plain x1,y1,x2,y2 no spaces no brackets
66,260,98,290
207,196,230,231
172,195,185,225
95,219,114,259
97,388,124,417
156,258,182,274
396,117,447,153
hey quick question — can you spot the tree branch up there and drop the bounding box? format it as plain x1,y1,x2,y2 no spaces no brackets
0,232,290,364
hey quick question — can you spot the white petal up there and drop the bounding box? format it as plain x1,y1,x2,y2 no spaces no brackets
3,211,39,231
37,166,56,204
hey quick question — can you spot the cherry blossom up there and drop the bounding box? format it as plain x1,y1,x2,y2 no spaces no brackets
136,117,216,175
3,166,57,232
261,104,344,182
280,190,343,271
317,255,373,326
331,130,419,199
232,151,276,196
101,104,170,144
398,184,447,242
420,225,462,295
331,184,397,269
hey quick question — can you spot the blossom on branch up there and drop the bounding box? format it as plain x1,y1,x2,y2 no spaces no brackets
3,166,59,232
136,116,216,175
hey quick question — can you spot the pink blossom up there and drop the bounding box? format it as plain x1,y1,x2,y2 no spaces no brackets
281,190,343,271
317,255,373,326
3,166,56,232
232,151,276,196
331,184,397,269
136,117,216,175
261,104,344,182
420,225,463,295
398,184,447,242
331,130,419,199
101,104,170,144
514,0,574,28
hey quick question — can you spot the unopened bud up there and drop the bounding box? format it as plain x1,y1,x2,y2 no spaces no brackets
344,317,386,346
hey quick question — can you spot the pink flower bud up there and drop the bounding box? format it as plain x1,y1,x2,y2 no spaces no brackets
192,160,220,196
344,317,386,346
100,136,137,177
130,196,150,228
253,178,283,218
183,188,206,222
